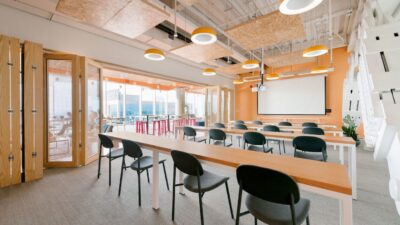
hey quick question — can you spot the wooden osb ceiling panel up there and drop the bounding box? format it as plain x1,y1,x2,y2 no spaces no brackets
264,51,315,68
216,63,259,75
56,0,131,27
170,43,233,63
225,11,305,50
103,1,170,39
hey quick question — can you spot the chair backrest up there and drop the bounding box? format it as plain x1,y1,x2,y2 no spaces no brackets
213,123,226,128
98,134,114,148
171,150,203,176
243,132,266,145
302,127,325,135
183,126,196,137
209,129,226,141
293,136,326,153
107,125,114,132
234,120,245,124
234,124,248,130
263,125,280,132
252,120,263,125
236,165,300,205
278,121,292,126
302,122,318,127
122,140,143,158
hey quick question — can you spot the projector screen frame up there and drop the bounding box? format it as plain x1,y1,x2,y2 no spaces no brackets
257,76,327,115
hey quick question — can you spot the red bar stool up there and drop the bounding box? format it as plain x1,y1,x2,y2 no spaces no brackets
160,120,167,135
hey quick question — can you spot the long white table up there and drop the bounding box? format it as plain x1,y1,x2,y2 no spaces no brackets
104,132,353,225
175,126,357,200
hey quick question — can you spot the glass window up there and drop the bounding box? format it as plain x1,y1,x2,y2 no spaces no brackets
125,84,141,117
155,90,166,115
167,90,177,115
141,87,155,115
185,91,205,118
103,81,124,118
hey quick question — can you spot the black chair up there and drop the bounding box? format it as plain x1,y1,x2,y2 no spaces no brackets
171,150,234,225
302,122,318,128
234,120,245,124
252,120,263,125
208,129,232,147
293,136,327,162
97,134,124,186
118,140,169,206
243,132,273,154
279,121,292,126
302,127,325,135
262,125,285,154
183,126,207,143
213,122,226,128
235,165,310,225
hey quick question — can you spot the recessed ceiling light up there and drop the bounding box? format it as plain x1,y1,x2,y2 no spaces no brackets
266,73,280,80
191,27,217,45
233,79,244,84
279,0,324,15
303,45,329,57
144,48,165,61
242,59,259,69
202,68,217,76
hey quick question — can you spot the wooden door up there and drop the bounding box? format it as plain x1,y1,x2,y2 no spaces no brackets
44,54,80,167
0,35,21,187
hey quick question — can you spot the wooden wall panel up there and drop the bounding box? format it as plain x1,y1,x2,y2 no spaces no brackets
225,11,305,50
0,35,21,188
24,42,44,182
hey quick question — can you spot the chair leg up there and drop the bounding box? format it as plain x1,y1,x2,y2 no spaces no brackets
283,140,286,153
162,162,169,191
225,182,234,219
137,171,141,206
97,149,102,179
235,187,243,225
118,163,124,196
146,169,150,184
306,216,310,225
172,166,176,221
198,191,204,225
278,141,282,155
254,216,257,225
108,155,111,186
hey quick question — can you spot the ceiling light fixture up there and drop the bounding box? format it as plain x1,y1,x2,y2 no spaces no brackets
303,45,329,57
279,0,324,15
311,65,329,74
144,48,165,61
202,68,217,76
191,27,217,45
233,79,244,84
266,73,280,80
242,59,259,69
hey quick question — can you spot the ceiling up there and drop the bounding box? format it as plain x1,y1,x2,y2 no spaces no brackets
0,0,360,77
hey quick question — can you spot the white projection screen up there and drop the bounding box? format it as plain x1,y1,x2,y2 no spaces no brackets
257,75,326,115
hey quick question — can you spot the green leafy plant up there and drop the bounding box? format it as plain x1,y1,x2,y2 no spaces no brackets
342,115,358,141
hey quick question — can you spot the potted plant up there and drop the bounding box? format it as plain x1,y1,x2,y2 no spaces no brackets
342,115,361,146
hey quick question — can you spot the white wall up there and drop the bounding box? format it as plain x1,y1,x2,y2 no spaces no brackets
0,4,234,88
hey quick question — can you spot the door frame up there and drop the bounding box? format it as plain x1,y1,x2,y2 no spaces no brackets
44,53,80,167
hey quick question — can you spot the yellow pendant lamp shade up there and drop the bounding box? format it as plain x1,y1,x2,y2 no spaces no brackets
144,48,165,61
303,45,328,57
191,27,217,45
233,79,244,84
202,68,217,76
279,0,324,15
266,73,279,80
311,65,329,74
242,59,260,69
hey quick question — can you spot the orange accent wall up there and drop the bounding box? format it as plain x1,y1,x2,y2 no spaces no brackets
234,47,349,128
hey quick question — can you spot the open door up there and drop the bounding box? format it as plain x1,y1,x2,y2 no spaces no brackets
80,58,102,165
44,54,80,167
205,86,221,126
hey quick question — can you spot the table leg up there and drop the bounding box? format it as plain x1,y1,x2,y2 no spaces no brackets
334,132,337,151
340,196,353,225
178,170,185,194
339,145,344,165
350,145,357,199
152,151,160,209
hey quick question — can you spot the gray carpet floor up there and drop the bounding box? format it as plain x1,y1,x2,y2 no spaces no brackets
0,139,399,225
